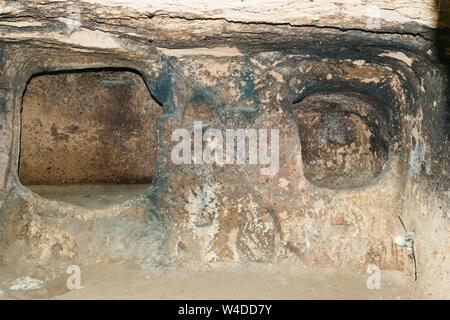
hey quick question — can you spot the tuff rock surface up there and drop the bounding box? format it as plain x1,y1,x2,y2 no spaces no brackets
0,0,448,298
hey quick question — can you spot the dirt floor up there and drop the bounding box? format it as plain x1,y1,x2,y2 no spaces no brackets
26,184,151,209
3,262,416,300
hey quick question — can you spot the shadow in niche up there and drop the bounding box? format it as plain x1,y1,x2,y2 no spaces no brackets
294,92,389,190
18,67,163,209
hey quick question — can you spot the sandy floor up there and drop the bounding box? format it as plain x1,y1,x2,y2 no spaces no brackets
43,262,418,300
26,184,151,209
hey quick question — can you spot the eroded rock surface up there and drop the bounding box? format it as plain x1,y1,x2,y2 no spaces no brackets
0,0,448,299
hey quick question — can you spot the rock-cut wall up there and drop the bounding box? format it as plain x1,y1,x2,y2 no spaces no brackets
0,0,448,298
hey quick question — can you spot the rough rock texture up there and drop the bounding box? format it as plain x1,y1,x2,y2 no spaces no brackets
295,92,389,189
0,0,448,298
20,70,162,184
